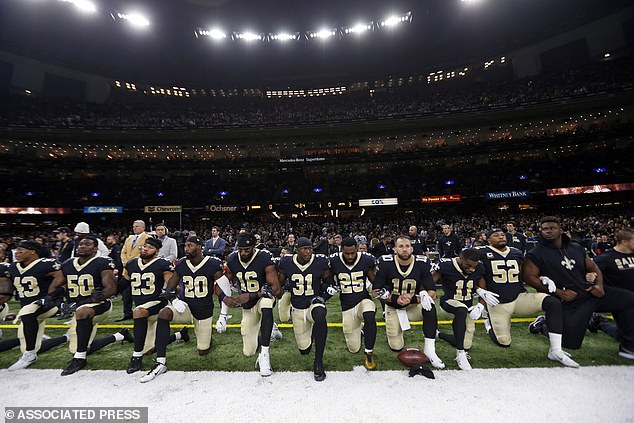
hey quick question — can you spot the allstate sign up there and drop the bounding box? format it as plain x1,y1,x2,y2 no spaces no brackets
358,198,398,207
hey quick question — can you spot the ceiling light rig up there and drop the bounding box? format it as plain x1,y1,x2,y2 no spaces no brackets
194,11,412,44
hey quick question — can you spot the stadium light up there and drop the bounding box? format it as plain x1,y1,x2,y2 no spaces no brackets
235,31,262,41
271,32,297,41
116,12,150,28
345,23,372,34
60,0,97,13
382,16,400,27
310,29,336,39
196,28,227,40
381,12,410,27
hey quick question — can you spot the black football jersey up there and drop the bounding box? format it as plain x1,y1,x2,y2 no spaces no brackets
175,256,223,320
61,256,115,302
526,240,590,294
125,257,174,306
373,254,434,309
594,250,634,291
436,258,485,305
8,258,60,306
226,249,275,310
329,252,375,311
477,246,525,303
278,254,330,309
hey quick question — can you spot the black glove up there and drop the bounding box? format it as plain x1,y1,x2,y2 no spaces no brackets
159,288,176,301
408,364,435,379
91,287,106,303
311,296,325,305
56,302,79,320
260,284,274,299
36,294,59,311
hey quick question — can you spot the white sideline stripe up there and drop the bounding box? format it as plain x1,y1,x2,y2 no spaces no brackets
1,366,633,422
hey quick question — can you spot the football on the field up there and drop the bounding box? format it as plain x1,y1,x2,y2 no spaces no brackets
397,348,428,367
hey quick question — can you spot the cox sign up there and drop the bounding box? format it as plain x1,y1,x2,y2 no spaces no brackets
358,198,398,207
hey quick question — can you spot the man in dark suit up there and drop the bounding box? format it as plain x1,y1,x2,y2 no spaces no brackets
55,227,75,262
373,233,393,257
204,226,227,259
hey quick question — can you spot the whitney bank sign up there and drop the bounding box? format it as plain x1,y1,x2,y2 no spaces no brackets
485,190,531,200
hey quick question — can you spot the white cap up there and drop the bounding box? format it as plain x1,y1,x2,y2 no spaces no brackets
74,222,90,234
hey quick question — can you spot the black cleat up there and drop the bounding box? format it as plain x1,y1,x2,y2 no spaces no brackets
61,358,87,376
409,364,435,379
179,326,190,343
313,361,326,382
115,314,133,322
528,315,546,335
119,328,134,343
127,356,142,374
299,343,312,355
588,313,610,333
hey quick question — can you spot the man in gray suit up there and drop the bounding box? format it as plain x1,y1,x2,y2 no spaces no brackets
155,224,178,262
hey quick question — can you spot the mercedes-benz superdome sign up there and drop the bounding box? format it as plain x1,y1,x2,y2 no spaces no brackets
358,198,398,207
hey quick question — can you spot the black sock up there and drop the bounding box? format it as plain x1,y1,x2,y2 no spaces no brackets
542,296,563,334
311,307,327,363
260,309,273,348
21,314,39,351
75,318,93,353
39,336,67,353
421,306,438,339
362,311,376,350
90,335,116,354
452,309,467,350
133,317,148,353
0,338,21,352
156,318,171,358
438,332,458,348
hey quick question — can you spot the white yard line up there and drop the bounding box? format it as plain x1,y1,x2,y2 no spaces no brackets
2,366,634,423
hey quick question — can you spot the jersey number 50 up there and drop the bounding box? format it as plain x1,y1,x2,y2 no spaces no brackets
66,274,95,298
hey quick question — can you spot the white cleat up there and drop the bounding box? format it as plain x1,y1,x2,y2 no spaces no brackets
8,351,37,371
256,351,273,377
270,323,283,341
484,318,492,333
215,314,231,333
455,350,473,370
548,349,580,368
424,349,445,369
140,361,167,383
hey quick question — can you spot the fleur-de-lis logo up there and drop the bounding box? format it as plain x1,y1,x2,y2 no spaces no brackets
561,256,576,270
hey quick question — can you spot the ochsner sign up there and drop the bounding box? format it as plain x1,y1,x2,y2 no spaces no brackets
358,198,398,207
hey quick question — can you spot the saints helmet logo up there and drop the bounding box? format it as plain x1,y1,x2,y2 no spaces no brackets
561,256,576,270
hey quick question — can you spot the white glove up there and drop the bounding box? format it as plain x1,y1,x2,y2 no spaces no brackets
539,276,557,293
468,303,485,320
419,291,434,311
215,313,231,333
171,298,187,313
476,287,500,307
375,288,391,300
326,285,340,296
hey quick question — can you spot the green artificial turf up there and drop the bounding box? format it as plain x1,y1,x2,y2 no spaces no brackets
1,292,631,373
